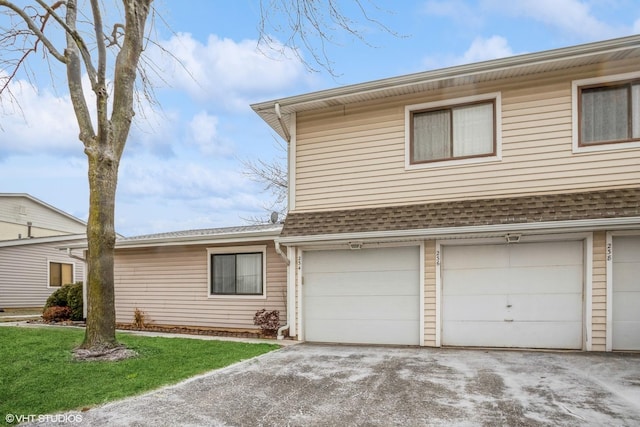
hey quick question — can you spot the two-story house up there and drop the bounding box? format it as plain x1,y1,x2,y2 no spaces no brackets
252,35,640,352
0,194,86,309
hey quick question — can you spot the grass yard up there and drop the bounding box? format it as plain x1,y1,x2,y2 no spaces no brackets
0,326,279,425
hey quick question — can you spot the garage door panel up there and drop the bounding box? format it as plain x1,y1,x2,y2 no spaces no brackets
444,321,583,349
509,241,583,266
443,245,508,269
611,264,640,292
612,292,640,321
305,319,420,345
304,270,418,296
612,235,640,350
442,295,507,321
508,294,582,322
508,266,583,294
443,269,509,295
305,295,419,320
304,247,419,273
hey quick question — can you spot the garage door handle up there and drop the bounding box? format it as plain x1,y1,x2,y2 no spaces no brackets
504,319,514,322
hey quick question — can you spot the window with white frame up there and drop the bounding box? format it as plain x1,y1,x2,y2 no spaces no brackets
208,246,265,297
406,94,500,166
49,261,73,287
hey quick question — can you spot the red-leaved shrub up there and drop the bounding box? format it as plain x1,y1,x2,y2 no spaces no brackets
42,306,72,322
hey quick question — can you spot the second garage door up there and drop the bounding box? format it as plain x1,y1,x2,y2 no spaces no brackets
303,246,420,345
442,240,584,349
612,235,640,350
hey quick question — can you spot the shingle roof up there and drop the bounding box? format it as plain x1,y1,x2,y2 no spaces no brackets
280,188,640,237
122,224,282,241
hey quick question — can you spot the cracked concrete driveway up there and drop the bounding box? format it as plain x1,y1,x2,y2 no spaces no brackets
31,344,640,426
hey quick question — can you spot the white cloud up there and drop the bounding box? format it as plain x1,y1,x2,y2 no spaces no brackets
187,111,233,156
151,33,308,111
422,0,483,27
634,17,640,33
460,36,515,63
484,0,619,40
0,77,80,156
422,36,518,69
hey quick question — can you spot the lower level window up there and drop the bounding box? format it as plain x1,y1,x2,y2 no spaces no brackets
49,262,73,287
210,252,263,295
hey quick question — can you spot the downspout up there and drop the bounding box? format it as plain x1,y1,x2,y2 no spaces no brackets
275,103,291,142
66,248,88,319
274,240,291,340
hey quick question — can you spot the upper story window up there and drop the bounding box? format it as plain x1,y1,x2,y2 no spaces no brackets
573,72,640,153
49,261,74,287
207,246,266,298
405,93,501,169
580,81,640,145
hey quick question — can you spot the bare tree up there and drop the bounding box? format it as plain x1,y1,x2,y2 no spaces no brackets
0,0,152,355
242,137,288,224
0,0,394,356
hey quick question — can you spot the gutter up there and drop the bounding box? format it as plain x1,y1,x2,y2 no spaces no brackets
275,102,291,142
274,239,291,340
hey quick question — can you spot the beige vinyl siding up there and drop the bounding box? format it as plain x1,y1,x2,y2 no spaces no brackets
423,240,437,347
294,58,640,211
592,231,607,351
114,242,287,330
0,197,85,240
0,240,85,308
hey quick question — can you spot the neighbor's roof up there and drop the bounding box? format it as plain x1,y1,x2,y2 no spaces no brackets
0,234,86,248
279,188,640,242
0,193,86,226
252,34,640,140
114,224,283,248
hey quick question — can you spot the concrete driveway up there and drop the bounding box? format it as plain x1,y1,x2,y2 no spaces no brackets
30,344,640,426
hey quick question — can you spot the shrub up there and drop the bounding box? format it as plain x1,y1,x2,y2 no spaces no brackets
43,282,83,321
132,308,148,329
253,309,280,336
42,306,72,322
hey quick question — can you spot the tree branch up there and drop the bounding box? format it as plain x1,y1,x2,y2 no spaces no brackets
0,0,66,63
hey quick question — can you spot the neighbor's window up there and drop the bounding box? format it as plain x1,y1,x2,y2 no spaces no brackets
49,262,73,287
579,80,640,145
210,252,263,296
410,100,496,163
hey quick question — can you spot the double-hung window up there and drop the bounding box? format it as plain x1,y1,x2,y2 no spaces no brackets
49,261,73,287
406,93,500,167
573,72,640,152
208,246,265,297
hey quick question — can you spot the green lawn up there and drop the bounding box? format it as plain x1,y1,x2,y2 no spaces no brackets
0,326,279,425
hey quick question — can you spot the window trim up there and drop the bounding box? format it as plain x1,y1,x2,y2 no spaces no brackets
207,245,267,299
572,71,640,153
405,92,502,170
47,259,75,288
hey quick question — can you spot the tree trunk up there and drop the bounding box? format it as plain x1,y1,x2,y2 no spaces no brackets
81,151,119,350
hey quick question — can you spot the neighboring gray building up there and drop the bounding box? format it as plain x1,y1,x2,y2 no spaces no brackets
0,194,86,309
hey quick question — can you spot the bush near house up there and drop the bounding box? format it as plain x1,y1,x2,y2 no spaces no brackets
253,309,280,336
42,306,72,322
43,282,83,321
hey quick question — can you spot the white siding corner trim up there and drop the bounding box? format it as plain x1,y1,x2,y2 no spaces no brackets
206,245,267,300
404,92,503,170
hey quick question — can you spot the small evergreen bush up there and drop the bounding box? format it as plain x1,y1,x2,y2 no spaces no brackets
43,282,83,321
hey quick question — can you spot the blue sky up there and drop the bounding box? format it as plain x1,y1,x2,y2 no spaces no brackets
1,0,639,237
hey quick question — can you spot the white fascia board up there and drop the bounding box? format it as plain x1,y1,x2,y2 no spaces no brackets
0,234,86,248
114,230,282,249
276,217,640,245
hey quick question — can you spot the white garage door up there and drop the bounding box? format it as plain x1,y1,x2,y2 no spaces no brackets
303,246,420,345
612,235,640,350
442,241,584,349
